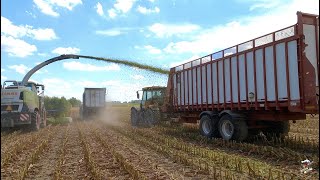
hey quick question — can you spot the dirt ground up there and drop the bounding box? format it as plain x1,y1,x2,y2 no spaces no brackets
1,106,319,179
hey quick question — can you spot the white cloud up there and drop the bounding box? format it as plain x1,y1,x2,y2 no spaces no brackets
130,75,144,80
33,0,82,17
96,29,122,36
1,75,7,81
1,68,5,72
1,35,37,57
95,2,104,16
108,9,117,18
62,61,120,71
41,78,75,98
249,1,280,11
137,6,160,14
107,0,136,18
8,64,31,74
1,16,57,40
37,53,48,57
148,23,200,38
26,11,37,18
114,0,136,13
35,69,49,74
75,80,98,87
162,0,319,54
52,47,80,54
33,0,59,17
135,45,162,54
148,0,155,2
29,28,57,40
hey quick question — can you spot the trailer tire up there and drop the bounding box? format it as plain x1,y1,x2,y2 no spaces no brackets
131,107,139,126
218,115,248,141
199,115,219,138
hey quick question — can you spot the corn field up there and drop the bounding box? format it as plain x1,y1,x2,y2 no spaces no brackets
1,106,319,180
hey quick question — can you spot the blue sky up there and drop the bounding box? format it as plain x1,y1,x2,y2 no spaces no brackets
1,0,319,102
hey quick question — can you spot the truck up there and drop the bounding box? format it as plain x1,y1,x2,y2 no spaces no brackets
130,11,319,141
80,88,106,120
1,80,47,131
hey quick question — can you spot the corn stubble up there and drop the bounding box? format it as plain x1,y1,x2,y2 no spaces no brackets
1,109,318,180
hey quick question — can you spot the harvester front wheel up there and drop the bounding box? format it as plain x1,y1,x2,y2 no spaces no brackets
41,110,47,128
131,107,139,126
30,112,40,131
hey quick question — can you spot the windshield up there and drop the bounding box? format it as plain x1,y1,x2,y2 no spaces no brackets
142,90,164,101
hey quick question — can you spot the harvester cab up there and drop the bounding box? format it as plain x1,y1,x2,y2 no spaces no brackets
1,80,47,131
131,86,166,127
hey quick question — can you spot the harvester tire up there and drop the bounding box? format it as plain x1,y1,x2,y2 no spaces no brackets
40,110,47,128
218,115,248,141
30,112,40,131
131,107,139,126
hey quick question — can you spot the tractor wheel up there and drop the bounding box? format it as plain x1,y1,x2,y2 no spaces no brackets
144,108,154,127
30,112,40,131
130,107,139,126
218,115,248,141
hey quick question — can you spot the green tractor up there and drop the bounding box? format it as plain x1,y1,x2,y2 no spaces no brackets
130,86,166,127
1,80,47,131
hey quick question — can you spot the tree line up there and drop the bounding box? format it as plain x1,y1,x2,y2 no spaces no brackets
44,96,81,118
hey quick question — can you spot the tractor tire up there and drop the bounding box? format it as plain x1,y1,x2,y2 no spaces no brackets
131,107,139,126
199,115,219,138
29,112,40,131
262,121,290,140
144,108,154,127
218,115,248,141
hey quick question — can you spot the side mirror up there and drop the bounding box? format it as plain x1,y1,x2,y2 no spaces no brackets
136,91,140,99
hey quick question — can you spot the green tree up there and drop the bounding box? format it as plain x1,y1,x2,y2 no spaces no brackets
68,97,81,107
44,96,72,118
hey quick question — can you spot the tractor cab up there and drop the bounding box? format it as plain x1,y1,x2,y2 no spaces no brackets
137,86,166,110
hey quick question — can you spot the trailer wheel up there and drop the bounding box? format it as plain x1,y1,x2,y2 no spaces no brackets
218,115,248,141
199,115,219,138
131,107,139,126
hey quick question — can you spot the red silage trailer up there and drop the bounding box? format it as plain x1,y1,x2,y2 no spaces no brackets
162,12,319,141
